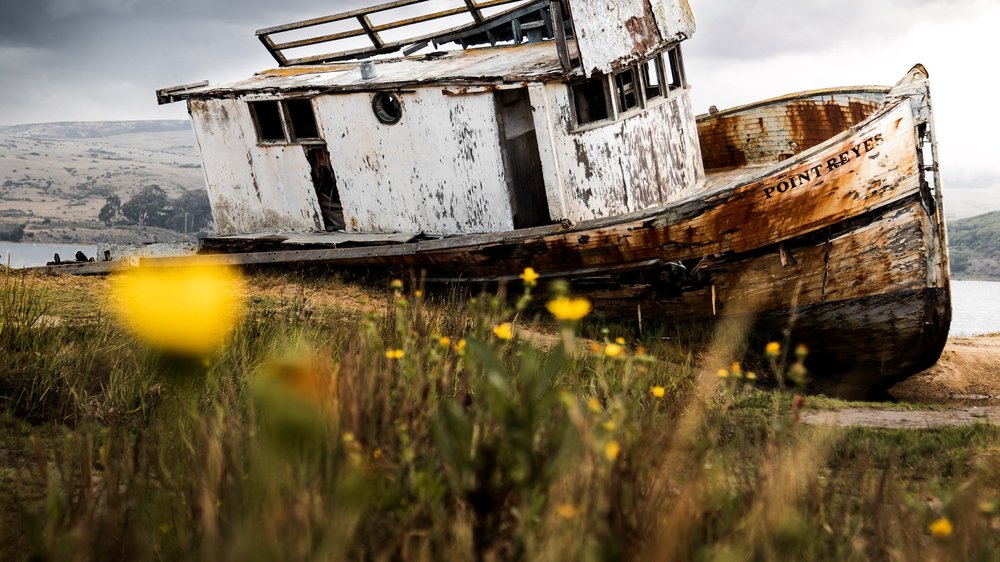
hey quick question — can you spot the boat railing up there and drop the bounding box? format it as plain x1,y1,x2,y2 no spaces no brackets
256,0,554,66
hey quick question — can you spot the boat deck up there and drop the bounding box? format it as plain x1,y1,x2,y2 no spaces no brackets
193,164,777,253
703,164,773,191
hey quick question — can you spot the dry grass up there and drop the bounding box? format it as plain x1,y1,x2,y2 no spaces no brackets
1,268,998,561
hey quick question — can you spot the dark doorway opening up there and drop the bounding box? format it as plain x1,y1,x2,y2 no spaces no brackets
496,89,550,229
306,146,344,231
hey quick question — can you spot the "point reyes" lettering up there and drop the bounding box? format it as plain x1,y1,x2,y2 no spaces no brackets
762,133,884,199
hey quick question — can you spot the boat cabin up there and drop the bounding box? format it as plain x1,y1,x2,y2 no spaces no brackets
158,0,704,236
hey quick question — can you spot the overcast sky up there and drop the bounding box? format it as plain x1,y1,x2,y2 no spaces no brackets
1,0,997,190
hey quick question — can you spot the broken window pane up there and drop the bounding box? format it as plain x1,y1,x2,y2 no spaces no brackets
249,101,285,143
614,68,641,112
571,77,611,126
286,99,320,140
640,57,664,102
666,47,685,91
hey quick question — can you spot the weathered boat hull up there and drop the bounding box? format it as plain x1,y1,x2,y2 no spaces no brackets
48,68,945,397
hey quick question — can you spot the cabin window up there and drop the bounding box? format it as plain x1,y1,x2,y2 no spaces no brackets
249,101,286,143
248,98,323,144
286,99,320,140
640,56,665,102
571,77,612,126
614,68,641,113
372,92,403,125
665,46,686,91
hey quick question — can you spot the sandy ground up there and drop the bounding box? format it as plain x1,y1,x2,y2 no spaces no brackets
891,336,1000,401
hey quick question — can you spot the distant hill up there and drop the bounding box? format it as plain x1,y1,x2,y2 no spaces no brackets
0,120,204,245
0,120,192,140
948,211,1000,279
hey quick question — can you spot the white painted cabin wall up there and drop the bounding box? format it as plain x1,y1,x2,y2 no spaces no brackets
188,98,324,235
570,0,695,75
529,84,705,223
315,89,515,234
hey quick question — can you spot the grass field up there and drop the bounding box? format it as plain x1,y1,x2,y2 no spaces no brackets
1,265,998,561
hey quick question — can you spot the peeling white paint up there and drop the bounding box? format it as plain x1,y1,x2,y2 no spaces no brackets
315,88,515,234
570,0,695,75
530,85,706,223
188,98,324,235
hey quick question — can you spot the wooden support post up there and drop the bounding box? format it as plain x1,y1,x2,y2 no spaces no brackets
463,0,484,23
358,15,385,49
550,0,571,73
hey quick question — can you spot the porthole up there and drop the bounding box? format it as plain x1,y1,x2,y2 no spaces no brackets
372,92,402,125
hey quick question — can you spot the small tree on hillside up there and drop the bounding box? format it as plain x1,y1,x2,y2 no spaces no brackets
98,194,121,226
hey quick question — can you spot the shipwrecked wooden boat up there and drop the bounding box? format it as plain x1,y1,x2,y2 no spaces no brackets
155,0,950,396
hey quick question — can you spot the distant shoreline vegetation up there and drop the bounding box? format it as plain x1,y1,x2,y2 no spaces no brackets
0,223,25,242
947,210,1000,280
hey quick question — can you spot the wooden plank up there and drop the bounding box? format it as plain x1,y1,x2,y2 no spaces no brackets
358,14,385,49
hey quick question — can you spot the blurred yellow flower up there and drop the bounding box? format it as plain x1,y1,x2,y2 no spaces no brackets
587,397,602,412
731,362,742,374
765,341,781,356
385,349,405,360
555,503,579,519
439,336,451,347
795,343,809,358
414,290,424,298
520,267,540,287
746,371,758,381
929,516,953,538
546,297,592,321
651,386,666,398
602,420,616,431
615,337,626,345
604,343,624,358
717,368,729,379
493,323,514,340
456,339,467,353
111,264,245,355
390,279,404,291
604,440,621,461
589,341,603,353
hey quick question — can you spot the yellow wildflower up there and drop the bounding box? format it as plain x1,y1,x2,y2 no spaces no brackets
604,343,624,358
414,290,424,298
546,296,592,321
587,397,602,412
385,349,405,360
589,341,603,353
456,339,467,353
602,420,617,431
373,448,383,460
389,279,404,291
717,368,729,379
795,343,809,358
651,386,666,398
746,371,758,381
765,341,781,356
604,440,621,462
731,362,742,374
636,345,647,356
520,267,540,287
493,322,514,340
555,503,579,519
439,336,451,347
928,516,953,538
111,263,245,355
615,337,626,345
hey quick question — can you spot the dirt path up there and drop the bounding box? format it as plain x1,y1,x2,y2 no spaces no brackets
802,406,1000,429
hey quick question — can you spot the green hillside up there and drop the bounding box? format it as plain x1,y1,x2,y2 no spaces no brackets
948,211,1000,278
